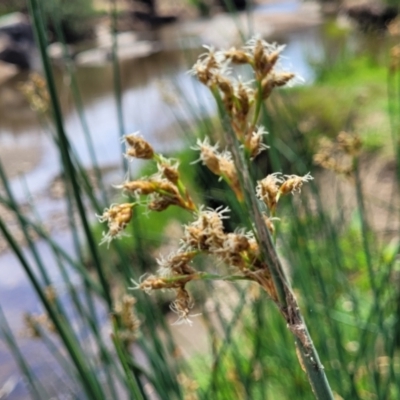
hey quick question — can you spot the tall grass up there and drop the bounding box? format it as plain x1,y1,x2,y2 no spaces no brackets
0,2,399,400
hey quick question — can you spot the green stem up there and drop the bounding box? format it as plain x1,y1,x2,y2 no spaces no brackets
28,0,112,310
213,90,334,399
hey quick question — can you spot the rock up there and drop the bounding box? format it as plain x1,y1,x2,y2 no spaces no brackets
75,39,160,66
0,45,31,69
345,3,398,32
0,61,18,85
0,12,34,69
217,0,247,12
131,11,178,27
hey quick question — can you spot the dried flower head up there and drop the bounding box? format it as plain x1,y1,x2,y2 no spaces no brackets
245,37,286,79
223,47,252,64
233,79,254,120
313,132,361,176
182,206,229,251
247,126,269,159
124,132,154,160
157,157,180,184
279,172,314,196
156,251,197,277
114,295,140,345
263,215,279,235
192,137,222,175
97,203,134,246
214,232,250,270
19,73,50,114
336,131,362,157
256,173,284,211
24,313,55,338
192,138,242,199
189,45,224,87
170,286,196,325
118,179,158,195
261,72,295,99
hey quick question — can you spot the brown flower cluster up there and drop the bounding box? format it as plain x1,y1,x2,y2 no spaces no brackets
135,206,279,323
101,37,311,324
313,131,362,176
98,134,196,245
113,295,140,346
256,172,313,214
192,138,243,200
190,37,294,158
19,72,50,114
97,203,135,246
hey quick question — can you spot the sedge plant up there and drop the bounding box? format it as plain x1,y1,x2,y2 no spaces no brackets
99,38,334,399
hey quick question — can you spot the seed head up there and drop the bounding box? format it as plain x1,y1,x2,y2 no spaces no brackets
19,73,50,114
182,206,229,251
248,126,269,159
336,131,362,156
234,79,254,119
245,37,286,78
279,172,314,195
170,286,196,325
148,196,177,212
97,203,134,246
223,47,251,64
137,274,190,293
157,251,197,277
114,295,140,345
157,157,180,184
118,180,158,195
256,173,284,211
261,72,295,99
124,133,154,160
189,45,223,87
192,137,222,175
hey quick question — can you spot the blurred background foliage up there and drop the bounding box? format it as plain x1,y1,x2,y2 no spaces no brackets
0,0,399,399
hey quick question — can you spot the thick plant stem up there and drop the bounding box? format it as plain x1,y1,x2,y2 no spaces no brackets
216,100,335,399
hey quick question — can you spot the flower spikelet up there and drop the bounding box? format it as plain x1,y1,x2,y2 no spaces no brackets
97,203,134,246
157,157,180,184
157,251,197,277
148,180,187,211
118,179,158,195
256,173,284,211
114,295,140,345
215,232,250,270
261,72,295,99
245,37,286,79
19,73,50,114
223,47,252,64
192,137,221,175
189,45,223,87
233,79,254,120
137,274,193,293
170,286,195,325
182,206,229,251
218,153,242,199
124,132,154,160
248,126,269,159
192,139,242,199
336,131,362,157
279,172,314,195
